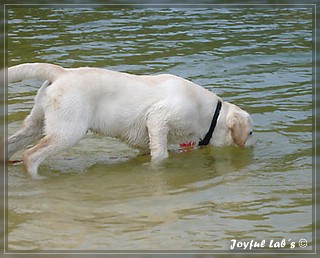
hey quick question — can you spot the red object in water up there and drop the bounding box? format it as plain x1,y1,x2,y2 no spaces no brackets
179,141,196,148
8,160,23,165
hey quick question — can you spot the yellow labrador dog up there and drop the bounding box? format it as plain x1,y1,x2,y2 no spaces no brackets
8,63,255,176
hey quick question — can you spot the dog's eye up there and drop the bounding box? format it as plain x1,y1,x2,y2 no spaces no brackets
249,131,253,135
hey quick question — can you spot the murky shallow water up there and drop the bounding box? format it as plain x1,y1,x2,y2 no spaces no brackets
6,7,313,251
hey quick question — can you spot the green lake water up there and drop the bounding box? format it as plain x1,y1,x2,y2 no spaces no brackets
6,7,314,252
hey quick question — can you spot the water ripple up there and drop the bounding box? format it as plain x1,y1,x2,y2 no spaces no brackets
7,7,313,251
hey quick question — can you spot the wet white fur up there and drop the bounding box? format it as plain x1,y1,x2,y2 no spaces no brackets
8,63,255,176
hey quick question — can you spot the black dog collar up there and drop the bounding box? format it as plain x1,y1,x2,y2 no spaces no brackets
198,100,222,146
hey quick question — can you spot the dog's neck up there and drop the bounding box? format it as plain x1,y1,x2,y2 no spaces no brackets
198,100,222,146
208,101,233,146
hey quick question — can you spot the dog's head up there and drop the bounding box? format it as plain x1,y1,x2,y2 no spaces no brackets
225,104,255,147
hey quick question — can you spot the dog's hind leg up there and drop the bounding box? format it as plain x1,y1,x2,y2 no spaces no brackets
22,94,91,177
22,120,88,177
8,110,44,159
7,81,51,160
22,131,85,177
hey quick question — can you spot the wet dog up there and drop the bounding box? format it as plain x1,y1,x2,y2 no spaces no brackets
8,63,255,176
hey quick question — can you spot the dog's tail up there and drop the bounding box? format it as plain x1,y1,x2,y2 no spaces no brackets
8,63,65,83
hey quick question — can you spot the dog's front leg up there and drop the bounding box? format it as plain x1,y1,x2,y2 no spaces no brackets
146,115,169,161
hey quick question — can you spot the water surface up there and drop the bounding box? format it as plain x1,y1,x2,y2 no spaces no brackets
7,7,313,251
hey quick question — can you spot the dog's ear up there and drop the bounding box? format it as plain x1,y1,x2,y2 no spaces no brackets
227,112,248,147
